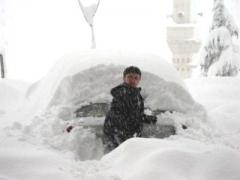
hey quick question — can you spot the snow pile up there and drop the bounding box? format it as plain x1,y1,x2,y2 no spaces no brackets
0,79,29,115
1,69,240,179
185,77,240,149
48,64,203,116
16,51,206,160
92,77,240,180
101,138,240,180
0,136,81,180
16,114,105,160
25,50,185,118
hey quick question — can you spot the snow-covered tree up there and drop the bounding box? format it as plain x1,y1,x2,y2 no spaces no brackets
77,0,100,49
200,0,240,76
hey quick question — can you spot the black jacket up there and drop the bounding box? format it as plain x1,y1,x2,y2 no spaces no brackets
103,83,156,149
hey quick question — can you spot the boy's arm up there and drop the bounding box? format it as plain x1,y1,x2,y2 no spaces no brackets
140,94,157,124
142,114,157,124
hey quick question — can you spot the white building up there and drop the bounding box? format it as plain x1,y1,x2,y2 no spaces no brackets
167,0,201,78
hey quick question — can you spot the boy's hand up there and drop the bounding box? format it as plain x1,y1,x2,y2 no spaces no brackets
143,115,157,124
148,115,157,124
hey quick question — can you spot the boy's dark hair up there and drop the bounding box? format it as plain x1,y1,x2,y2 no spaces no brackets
123,66,141,77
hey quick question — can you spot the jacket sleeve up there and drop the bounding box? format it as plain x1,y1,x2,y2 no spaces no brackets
142,114,157,124
139,94,157,124
110,86,132,117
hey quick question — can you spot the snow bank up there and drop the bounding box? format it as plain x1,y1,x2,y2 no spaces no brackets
14,114,106,160
23,50,205,122
17,51,206,160
1,74,240,180
0,79,29,115
101,138,240,180
185,77,240,150
48,64,203,115
25,50,185,117
95,77,240,180
0,135,82,180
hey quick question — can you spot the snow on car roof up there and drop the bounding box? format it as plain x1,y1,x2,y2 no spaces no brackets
25,50,203,120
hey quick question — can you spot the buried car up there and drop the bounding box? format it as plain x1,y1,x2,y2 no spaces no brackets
25,51,206,159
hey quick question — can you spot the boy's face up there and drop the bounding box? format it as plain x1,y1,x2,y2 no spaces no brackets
123,73,141,88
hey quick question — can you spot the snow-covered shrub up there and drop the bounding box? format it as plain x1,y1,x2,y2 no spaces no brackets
200,0,240,76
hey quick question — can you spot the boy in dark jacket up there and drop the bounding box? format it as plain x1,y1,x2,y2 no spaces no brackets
103,66,157,151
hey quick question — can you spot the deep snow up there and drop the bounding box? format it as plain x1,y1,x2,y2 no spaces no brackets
1,77,240,180
0,52,240,180
0,79,29,115
12,51,206,161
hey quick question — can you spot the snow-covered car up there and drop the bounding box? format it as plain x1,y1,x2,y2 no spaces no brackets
24,51,206,159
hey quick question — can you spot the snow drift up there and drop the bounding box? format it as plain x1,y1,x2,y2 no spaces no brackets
1,55,240,179
101,138,240,180
25,50,203,118
14,50,207,160
0,79,29,115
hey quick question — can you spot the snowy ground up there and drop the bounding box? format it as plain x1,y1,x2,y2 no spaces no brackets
1,76,240,179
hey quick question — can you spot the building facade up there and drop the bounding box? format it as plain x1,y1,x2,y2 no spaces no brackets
167,0,201,78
